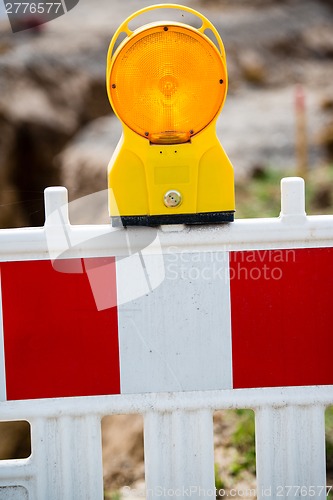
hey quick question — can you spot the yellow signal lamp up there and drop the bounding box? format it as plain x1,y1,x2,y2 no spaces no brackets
107,4,235,226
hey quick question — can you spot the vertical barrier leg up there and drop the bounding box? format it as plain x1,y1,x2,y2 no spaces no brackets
32,415,103,500
144,409,215,499
255,405,326,500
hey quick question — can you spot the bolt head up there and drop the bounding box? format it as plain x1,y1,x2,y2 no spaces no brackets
164,190,182,208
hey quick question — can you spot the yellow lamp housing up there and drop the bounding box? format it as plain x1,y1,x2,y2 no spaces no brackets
107,3,235,226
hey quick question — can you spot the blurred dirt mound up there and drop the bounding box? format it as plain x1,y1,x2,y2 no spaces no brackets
0,421,31,460
0,26,111,227
102,415,144,492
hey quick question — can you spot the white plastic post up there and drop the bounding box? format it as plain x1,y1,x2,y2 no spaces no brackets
32,415,103,500
44,187,70,226
144,409,215,499
280,177,306,221
255,405,326,500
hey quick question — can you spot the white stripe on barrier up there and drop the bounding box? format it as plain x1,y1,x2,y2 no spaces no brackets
116,247,165,307
118,252,232,394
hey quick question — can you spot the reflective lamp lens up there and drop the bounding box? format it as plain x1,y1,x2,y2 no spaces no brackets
110,25,226,144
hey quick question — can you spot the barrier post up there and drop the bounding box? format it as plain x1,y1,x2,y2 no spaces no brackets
144,410,215,499
32,415,103,500
256,405,326,500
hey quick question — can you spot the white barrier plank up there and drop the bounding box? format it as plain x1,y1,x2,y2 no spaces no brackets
0,386,332,419
0,181,333,264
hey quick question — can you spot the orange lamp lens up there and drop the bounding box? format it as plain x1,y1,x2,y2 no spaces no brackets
109,25,226,144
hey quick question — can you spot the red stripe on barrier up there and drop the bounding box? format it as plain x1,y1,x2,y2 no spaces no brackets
230,247,333,389
1,258,120,400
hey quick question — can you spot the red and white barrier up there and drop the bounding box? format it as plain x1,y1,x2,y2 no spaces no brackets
0,177,332,499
